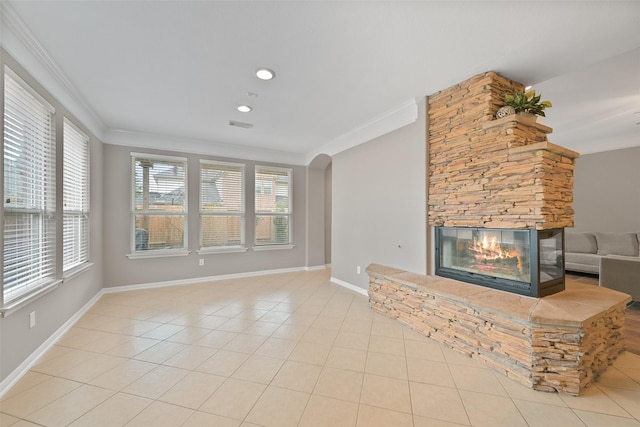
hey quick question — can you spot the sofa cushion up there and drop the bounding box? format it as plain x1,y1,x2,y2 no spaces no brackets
565,252,601,274
595,232,639,257
565,231,597,254
566,252,601,267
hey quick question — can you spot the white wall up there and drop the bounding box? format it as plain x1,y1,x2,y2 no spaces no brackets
572,146,640,232
332,97,427,290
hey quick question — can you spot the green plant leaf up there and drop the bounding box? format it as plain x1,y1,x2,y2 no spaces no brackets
502,89,552,117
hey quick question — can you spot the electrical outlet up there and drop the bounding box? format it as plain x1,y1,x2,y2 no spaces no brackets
356,265,361,275
29,311,36,329
199,258,204,266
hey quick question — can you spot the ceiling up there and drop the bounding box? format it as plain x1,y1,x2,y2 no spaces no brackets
2,1,639,164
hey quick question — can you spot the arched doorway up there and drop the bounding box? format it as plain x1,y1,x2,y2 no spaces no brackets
307,154,332,268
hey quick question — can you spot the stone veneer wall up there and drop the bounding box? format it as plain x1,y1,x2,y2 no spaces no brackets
427,72,579,229
368,264,629,395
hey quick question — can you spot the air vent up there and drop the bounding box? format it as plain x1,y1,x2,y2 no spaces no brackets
229,120,253,129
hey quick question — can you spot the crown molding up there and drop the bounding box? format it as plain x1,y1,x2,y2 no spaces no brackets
109,99,419,166
1,1,107,139
105,128,307,166
107,96,419,166
305,98,419,164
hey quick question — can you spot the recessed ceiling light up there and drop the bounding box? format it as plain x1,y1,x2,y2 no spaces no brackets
256,67,275,80
237,105,252,113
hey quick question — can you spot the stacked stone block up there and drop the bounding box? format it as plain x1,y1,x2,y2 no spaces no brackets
367,264,629,395
427,71,579,229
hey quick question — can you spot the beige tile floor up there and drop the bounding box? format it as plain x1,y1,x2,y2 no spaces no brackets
1,269,640,427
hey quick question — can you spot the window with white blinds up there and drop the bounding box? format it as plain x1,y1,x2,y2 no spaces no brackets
200,160,245,250
63,119,90,272
3,69,57,304
131,153,188,254
255,166,292,246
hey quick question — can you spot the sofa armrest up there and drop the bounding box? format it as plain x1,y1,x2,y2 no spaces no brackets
599,256,640,300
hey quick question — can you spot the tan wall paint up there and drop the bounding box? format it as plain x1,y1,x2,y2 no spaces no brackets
572,146,640,232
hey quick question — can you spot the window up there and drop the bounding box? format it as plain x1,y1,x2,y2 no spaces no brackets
3,69,57,304
255,166,292,246
63,119,90,272
200,160,245,251
131,153,187,256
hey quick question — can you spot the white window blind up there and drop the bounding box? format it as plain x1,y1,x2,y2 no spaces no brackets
131,153,187,254
200,160,245,249
255,166,292,246
63,119,90,272
3,69,57,304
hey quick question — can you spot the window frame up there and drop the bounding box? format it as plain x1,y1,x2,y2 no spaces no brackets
254,165,294,249
198,159,247,254
2,67,59,307
128,152,189,259
62,118,91,275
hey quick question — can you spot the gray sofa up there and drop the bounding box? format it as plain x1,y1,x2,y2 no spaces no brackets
565,230,640,300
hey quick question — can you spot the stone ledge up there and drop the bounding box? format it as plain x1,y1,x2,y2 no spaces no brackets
482,114,554,134
508,141,579,159
367,263,630,326
366,263,630,394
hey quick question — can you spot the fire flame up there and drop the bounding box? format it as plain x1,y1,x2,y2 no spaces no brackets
469,235,522,271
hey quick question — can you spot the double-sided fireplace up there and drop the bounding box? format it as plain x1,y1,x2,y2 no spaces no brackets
435,227,565,297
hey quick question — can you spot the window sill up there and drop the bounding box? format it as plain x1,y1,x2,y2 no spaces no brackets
126,250,191,259
0,280,62,318
63,262,94,282
197,247,248,255
252,244,296,252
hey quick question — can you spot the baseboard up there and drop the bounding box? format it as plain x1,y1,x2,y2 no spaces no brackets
330,276,368,297
305,265,327,271
0,290,105,399
102,265,311,294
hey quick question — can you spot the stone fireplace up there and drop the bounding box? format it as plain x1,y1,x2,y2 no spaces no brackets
426,71,578,294
366,72,630,395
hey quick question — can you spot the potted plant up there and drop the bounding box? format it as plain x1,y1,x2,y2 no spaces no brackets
502,90,552,119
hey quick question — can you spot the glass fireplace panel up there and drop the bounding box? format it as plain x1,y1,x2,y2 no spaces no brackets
539,228,564,282
436,227,565,297
440,227,531,283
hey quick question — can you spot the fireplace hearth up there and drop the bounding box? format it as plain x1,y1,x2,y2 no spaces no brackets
435,226,565,297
